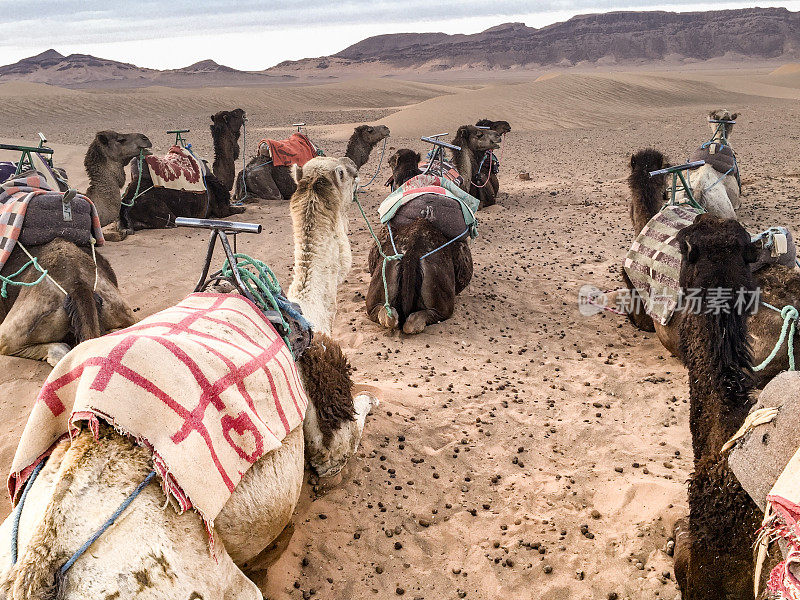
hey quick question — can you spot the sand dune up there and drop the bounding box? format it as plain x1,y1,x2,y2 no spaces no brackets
1,68,800,599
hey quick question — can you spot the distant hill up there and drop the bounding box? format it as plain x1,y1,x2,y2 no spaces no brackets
2,7,799,89
269,8,800,74
0,50,293,89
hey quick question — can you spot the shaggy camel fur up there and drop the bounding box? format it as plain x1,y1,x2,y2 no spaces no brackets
287,156,359,335
0,159,377,596
233,124,389,202
118,156,244,231
210,108,246,191
622,148,800,388
450,125,501,209
83,131,152,228
0,239,135,366
366,149,473,334
671,214,762,599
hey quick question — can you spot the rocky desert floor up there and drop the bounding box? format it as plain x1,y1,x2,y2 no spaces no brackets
2,66,800,599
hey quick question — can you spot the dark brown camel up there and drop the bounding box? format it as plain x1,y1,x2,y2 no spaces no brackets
118,153,244,231
622,148,800,388
671,214,762,599
366,149,473,334
476,119,511,135
210,108,246,191
450,125,501,209
232,124,390,202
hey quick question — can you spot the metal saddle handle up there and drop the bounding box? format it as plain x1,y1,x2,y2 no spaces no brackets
649,161,705,178
421,136,461,152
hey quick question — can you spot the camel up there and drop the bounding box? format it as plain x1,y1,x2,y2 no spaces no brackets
0,239,135,366
287,156,359,335
210,108,246,191
233,124,390,202
685,109,741,213
118,151,244,232
622,148,800,388
366,149,474,334
0,157,376,599
450,125,501,209
475,119,512,135
83,131,152,228
670,214,762,599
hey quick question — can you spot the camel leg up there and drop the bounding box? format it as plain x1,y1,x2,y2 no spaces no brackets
366,258,400,329
672,517,690,596
620,267,655,332
129,199,178,230
0,286,71,366
402,258,455,335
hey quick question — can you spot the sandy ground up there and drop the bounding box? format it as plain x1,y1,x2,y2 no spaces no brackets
2,67,800,599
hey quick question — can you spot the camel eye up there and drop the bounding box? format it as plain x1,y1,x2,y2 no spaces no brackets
368,128,374,133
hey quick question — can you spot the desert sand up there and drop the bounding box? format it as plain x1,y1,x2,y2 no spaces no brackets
1,66,799,599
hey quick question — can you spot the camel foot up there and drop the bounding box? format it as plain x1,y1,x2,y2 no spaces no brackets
377,306,399,329
403,311,428,335
227,205,246,215
672,517,690,593
46,343,71,367
101,222,132,243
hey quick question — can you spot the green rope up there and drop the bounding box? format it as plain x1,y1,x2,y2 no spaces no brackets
754,302,798,372
352,190,403,319
218,254,293,351
0,258,48,298
121,149,146,207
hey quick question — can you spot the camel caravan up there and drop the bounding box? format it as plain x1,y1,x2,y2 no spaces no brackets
0,109,510,596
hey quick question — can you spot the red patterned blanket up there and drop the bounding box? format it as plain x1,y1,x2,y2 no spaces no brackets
9,293,308,523
144,145,206,193
257,133,319,167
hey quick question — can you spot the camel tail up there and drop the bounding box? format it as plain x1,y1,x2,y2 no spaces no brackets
63,286,102,345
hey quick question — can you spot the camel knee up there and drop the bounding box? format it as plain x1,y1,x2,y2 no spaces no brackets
377,306,399,330
403,311,429,335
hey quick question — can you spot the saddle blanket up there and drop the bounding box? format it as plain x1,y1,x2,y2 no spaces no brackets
763,446,800,599
143,145,206,193
419,159,464,187
257,133,319,168
689,142,738,176
0,174,103,271
9,293,308,523
623,205,702,326
378,174,479,240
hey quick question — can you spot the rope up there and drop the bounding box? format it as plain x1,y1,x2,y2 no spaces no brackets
754,302,799,372
16,241,68,296
91,237,98,292
217,254,294,352
721,406,780,452
358,136,389,190
420,229,469,260
703,166,735,193
11,461,45,565
121,150,149,207
352,190,403,318
59,470,156,577
471,151,495,190
0,257,48,299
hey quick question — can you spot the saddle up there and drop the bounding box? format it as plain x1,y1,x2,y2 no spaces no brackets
419,158,463,187
689,143,738,176
257,133,319,168
142,145,206,193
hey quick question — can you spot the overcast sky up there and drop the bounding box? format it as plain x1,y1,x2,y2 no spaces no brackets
1,1,798,71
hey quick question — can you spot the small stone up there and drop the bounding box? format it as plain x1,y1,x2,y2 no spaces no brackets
518,172,531,181
543,565,553,574
396,587,405,595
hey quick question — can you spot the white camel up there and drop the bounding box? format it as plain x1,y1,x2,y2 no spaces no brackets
0,156,374,599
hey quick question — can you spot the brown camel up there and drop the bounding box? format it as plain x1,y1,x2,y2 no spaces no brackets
670,214,762,599
450,125,501,209
366,149,473,334
622,148,800,388
0,239,135,366
83,131,152,228
475,119,512,135
118,153,244,231
210,108,246,191
233,124,390,202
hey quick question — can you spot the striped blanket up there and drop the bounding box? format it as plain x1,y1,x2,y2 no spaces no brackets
9,293,308,524
623,205,703,325
143,145,206,193
0,174,103,271
257,133,319,168
420,159,464,187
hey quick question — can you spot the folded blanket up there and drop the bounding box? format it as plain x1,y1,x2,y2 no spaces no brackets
144,145,206,193
623,205,702,326
9,293,308,524
0,174,103,271
257,133,319,168
689,142,738,176
379,174,479,240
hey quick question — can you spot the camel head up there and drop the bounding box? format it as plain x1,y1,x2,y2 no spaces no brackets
707,109,739,140
210,108,246,141
89,131,152,167
677,213,757,299
292,156,358,213
388,148,422,188
452,125,501,155
353,124,390,147
476,119,512,135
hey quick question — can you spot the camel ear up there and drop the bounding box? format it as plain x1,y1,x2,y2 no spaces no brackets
630,154,637,169
97,132,109,145
291,164,303,184
334,165,346,186
678,234,699,264
415,152,421,163
731,113,739,121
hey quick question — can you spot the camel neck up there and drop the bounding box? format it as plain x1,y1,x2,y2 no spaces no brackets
345,137,372,170
452,148,476,186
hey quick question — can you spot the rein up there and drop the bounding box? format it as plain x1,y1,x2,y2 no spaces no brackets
754,302,799,372
471,150,496,190
358,136,389,190
121,150,152,208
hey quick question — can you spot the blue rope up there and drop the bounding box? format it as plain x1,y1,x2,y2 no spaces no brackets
59,470,156,576
358,136,389,190
11,461,45,565
754,302,799,372
704,166,735,193
420,229,469,261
